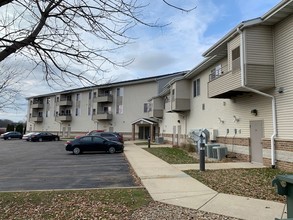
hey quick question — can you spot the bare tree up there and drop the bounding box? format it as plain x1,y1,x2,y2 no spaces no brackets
0,63,22,111
0,0,195,86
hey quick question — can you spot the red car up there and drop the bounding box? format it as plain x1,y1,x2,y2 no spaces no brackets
75,130,104,139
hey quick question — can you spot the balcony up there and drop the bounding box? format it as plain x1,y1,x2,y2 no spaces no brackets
208,63,275,98
208,68,244,98
165,101,172,112
57,99,72,106
30,116,43,122
94,94,113,103
170,98,190,112
31,103,44,109
93,111,113,120
56,114,72,122
149,109,163,118
148,97,164,118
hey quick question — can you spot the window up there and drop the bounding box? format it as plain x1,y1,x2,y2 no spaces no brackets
46,98,50,104
103,106,111,113
46,110,49,117
116,105,123,114
93,109,96,115
81,136,92,143
88,91,92,100
93,92,97,98
56,97,60,102
93,136,104,144
144,103,149,113
171,89,175,101
75,108,80,116
116,87,123,114
76,93,80,101
210,64,222,80
232,46,240,61
117,87,124,96
88,107,91,116
232,46,240,71
193,78,200,97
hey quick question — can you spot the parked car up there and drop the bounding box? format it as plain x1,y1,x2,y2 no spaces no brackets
29,132,60,142
65,136,124,155
93,132,124,143
0,131,22,140
22,132,36,141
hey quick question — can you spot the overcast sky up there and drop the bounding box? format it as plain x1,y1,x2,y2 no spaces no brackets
0,0,281,122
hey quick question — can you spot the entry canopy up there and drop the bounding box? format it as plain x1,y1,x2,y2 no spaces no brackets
132,118,158,125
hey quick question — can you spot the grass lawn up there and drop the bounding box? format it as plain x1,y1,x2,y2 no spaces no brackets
0,188,152,219
144,147,199,164
185,168,289,203
143,146,290,203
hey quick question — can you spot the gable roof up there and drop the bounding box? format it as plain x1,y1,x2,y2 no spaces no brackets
185,0,293,80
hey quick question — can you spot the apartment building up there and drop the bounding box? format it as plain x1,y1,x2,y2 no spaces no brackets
26,72,186,140
27,1,293,171
148,0,293,171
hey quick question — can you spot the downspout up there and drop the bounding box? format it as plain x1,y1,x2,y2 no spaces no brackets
237,28,277,168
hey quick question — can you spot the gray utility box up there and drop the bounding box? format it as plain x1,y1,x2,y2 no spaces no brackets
205,144,228,160
155,136,164,144
205,144,220,158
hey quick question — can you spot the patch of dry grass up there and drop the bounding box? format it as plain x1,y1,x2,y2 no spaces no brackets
185,168,289,203
0,188,152,219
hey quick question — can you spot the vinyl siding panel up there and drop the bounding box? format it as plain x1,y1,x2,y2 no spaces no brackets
244,26,275,90
208,69,242,98
245,26,274,64
245,64,274,90
274,14,293,139
227,35,240,71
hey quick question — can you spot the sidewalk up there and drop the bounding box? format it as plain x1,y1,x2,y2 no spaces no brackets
124,142,287,220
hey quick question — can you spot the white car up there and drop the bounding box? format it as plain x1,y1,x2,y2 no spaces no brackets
22,132,36,141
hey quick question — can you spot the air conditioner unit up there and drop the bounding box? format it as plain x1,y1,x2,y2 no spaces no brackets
208,129,218,142
212,146,228,160
205,144,220,158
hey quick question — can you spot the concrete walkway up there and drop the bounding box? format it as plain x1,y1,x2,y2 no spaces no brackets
124,142,287,220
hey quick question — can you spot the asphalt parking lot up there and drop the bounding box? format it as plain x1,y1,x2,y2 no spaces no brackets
0,139,137,191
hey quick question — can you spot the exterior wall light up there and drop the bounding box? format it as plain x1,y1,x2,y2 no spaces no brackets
251,109,258,116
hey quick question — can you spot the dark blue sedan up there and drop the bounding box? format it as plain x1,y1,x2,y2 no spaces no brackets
0,131,22,140
65,136,124,155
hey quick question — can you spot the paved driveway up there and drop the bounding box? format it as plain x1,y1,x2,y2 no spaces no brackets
0,139,136,191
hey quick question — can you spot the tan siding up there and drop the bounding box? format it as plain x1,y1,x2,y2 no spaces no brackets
245,64,274,89
208,70,242,98
274,14,293,139
245,26,274,64
227,35,240,71
244,26,275,90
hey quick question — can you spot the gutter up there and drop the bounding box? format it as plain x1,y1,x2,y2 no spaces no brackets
237,28,277,168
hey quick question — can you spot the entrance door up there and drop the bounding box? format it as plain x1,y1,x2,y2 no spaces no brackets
138,126,150,139
250,120,264,164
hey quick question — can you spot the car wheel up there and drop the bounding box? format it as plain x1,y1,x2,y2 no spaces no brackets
54,137,59,141
38,138,43,142
8,137,11,140
108,146,116,154
73,147,81,155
